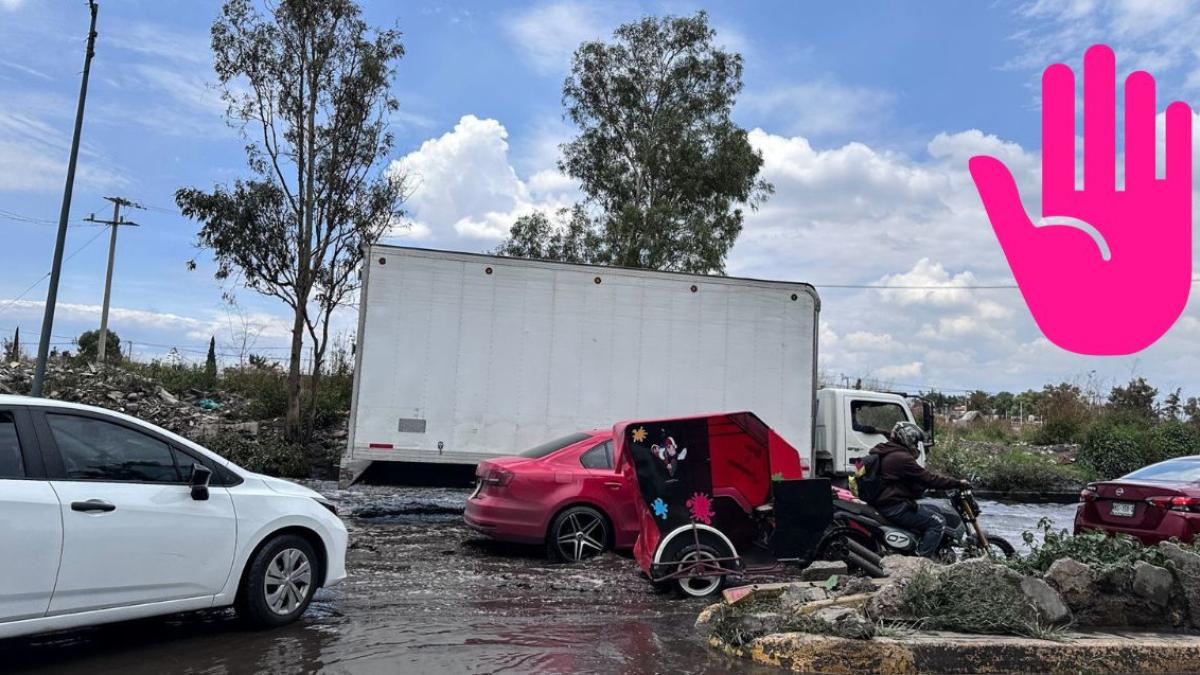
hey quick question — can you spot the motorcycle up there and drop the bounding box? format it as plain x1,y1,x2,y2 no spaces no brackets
819,489,1016,576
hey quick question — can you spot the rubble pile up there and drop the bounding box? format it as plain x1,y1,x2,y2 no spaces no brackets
0,360,252,436
703,547,1200,653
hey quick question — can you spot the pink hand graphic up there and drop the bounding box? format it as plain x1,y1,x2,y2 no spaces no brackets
969,45,1193,355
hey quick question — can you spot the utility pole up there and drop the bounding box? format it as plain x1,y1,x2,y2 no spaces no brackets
83,197,139,364
32,1,99,397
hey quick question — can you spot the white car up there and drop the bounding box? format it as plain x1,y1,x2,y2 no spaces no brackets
0,395,348,640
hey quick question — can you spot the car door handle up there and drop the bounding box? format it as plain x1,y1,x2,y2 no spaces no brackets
71,499,116,513
604,482,622,490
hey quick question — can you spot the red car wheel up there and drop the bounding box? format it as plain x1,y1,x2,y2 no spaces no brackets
547,505,609,562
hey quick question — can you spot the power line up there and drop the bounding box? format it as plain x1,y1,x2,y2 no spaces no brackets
0,226,109,318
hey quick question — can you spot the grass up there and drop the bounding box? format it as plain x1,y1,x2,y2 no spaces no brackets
900,565,1061,639
927,437,1091,493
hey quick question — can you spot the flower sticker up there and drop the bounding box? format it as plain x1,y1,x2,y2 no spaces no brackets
651,497,668,520
686,492,713,525
631,426,648,444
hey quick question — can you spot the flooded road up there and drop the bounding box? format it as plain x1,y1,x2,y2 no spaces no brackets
0,486,1077,675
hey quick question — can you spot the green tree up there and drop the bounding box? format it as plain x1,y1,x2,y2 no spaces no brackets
496,207,597,263
1162,388,1183,421
204,336,218,388
991,391,1015,417
177,0,407,441
1186,397,1200,427
966,390,991,413
77,330,121,364
502,11,771,274
2,327,18,362
1108,377,1158,423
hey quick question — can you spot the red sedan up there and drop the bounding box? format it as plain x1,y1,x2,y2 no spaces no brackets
464,430,643,562
1075,456,1200,544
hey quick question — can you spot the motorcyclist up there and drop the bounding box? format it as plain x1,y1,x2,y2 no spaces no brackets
869,421,970,558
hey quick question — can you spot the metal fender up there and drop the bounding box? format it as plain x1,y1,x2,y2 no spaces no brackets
652,524,737,565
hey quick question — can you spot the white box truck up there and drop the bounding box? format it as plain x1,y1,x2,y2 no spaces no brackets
342,246,929,485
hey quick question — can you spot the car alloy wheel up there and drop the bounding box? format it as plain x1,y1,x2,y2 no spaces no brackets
264,547,313,616
554,509,607,562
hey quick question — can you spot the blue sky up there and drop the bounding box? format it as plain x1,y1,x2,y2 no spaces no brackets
2,0,1200,398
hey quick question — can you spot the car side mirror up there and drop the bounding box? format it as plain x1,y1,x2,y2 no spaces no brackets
190,464,212,501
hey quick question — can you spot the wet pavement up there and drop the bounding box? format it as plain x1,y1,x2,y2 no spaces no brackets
0,484,1077,675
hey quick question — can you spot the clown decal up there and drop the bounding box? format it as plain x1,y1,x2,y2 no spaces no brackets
651,436,688,477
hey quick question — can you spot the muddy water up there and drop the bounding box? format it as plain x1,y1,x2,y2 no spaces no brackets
0,485,1076,675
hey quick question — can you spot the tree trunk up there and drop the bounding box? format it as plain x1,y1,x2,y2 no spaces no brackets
285,304,306,441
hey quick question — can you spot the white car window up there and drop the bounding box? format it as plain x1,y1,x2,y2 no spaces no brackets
0,412,23,478
47,413,181,483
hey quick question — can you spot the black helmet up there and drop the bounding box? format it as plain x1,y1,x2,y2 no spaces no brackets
890,421,926,452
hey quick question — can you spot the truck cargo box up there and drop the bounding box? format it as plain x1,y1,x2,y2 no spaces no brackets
343,246,819,482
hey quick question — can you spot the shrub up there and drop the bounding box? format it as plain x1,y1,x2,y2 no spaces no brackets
957,418,1019,443
901,564,1055,637
204,431,309,478
1076,422,1149,479
983,450,1088,492
1029,416,1082,445
1148,420,1200,464
926,439,986,482
1009,518,1171,575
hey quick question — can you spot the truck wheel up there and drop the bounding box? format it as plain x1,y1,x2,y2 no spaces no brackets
237,534,319,629
547,505,609,562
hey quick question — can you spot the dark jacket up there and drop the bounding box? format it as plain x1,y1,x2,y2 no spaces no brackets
869,441,960,509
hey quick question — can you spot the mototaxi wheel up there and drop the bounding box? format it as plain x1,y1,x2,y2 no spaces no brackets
654,530,737,598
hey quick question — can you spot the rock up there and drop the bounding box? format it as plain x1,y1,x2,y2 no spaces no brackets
1045,558,1096,608
881,555,933,582
834,575,878,598
810,605,874,640
1019,576,1071,624
735,611,785,640
1133,561,1174,608
1160,542,1200,628
780,585,828,609
800,560,847,582
866,581,909,621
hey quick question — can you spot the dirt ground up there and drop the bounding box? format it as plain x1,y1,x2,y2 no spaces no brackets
0,484,1074,674
0,484,776,675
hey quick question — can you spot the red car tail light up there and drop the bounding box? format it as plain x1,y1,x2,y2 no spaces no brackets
1147,495,1200,512
484,467,514,487
1079,486,1097,502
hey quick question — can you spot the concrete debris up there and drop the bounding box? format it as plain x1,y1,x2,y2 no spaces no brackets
0,360,253,435
798,560,847,582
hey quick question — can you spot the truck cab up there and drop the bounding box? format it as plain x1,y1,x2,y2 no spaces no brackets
813,388,933,477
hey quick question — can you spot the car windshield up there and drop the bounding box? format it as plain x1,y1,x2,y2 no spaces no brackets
518,432,592,459
1123,458,1200,482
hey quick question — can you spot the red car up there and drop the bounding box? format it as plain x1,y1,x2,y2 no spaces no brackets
1075,456,1200,544
464,430,643,561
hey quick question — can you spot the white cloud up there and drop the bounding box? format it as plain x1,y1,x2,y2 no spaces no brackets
877,361,924,380
0,110,127,192
1010,1,1200,93
504,1,614,74
388,115,574,243
0,0,25,11
742,81,895,136
877,259,979,307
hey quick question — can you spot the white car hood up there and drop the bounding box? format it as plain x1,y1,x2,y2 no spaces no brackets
255,474,323,499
